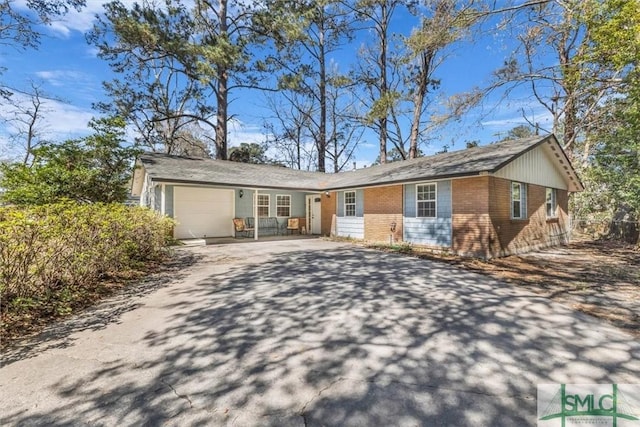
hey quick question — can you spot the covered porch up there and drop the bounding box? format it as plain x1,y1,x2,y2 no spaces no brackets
153,183,323,240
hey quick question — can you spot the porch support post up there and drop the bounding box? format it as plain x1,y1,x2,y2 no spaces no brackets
253,188,259,240
160,184,166,215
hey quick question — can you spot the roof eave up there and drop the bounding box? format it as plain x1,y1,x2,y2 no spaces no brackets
322,171,484,191
148,176,324,192
490,134,585,193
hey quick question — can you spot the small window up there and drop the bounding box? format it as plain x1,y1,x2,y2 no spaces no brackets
257,194,270,217
344,191,356,217
511,182,527,219
276,195,291,217
546,188,557,218
416,183,437,218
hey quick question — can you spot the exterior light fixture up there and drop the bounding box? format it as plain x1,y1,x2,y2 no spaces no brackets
325,191,330,197
239,189,244,198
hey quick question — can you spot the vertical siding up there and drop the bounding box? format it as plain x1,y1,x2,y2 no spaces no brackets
337,192,344,216
403,180,452,247
494,144,568,190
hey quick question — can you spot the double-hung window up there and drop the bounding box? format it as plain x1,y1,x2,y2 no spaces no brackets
344,191,356,217
546,188,557,218
276,195,291,217
416,183,437,218
257,194,270,217
511,182,527,219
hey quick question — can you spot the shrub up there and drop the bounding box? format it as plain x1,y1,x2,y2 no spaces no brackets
0,202,174,305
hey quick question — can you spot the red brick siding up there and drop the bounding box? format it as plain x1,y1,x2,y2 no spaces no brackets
452,176,570,258
451,176,498,257
487,177,570,257
363,185,403,242
321,192,336,236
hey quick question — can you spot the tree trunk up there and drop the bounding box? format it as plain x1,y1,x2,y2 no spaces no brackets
563,94,577,160
378,1,388,164
215,0,228,160
409,51,430,158
317,9,327,172
296,128,301,170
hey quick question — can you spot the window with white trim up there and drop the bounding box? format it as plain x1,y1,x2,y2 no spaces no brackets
416,183,437,218
546,188,557,218
257,194,270,217
344,191,356,217
276,194,291,217
511,182,527,219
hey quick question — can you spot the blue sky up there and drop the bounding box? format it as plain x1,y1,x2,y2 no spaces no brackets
0,0,553,167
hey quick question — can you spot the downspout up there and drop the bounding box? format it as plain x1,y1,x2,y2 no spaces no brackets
253,189,259,241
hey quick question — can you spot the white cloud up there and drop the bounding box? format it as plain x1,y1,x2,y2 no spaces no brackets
34,70,89,87
50,0,198,37
85,46,100,58
479,98,554,132
0,91,95,144
480,118,530,128
227,119,266,147
13,0,141,37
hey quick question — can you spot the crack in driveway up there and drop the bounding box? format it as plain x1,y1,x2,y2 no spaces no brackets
160,378,193,409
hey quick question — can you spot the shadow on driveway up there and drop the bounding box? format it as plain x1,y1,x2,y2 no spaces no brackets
2,243,638,426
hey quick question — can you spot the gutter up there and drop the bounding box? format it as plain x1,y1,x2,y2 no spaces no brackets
149,171,486,193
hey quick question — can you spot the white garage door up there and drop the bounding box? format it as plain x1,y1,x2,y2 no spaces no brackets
173,187,234,239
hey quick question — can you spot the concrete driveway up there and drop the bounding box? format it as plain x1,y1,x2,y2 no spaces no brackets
1,240,638,426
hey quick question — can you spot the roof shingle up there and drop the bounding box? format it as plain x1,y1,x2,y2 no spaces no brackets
139,134,573,191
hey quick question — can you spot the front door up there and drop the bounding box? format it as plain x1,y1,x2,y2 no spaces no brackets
306,194,322,234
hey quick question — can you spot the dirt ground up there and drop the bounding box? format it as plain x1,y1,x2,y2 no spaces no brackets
411,239,640,337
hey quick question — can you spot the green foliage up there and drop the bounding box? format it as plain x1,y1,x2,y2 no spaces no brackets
570,0,640,243
89,0,269,159
465,140,479,148
584,0,640,71
228,142,279,164
0,0,85,50
366,241,413,254
588,91,640,216
0,202,174,332
0,117,139,205
365,91,403,124
497,125,536,142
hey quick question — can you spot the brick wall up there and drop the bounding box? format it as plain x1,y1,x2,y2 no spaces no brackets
321,192,336,236
488,177,570,256
363,185,403,243
452,176,570,258
451,176,499,257
322,178,570,256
